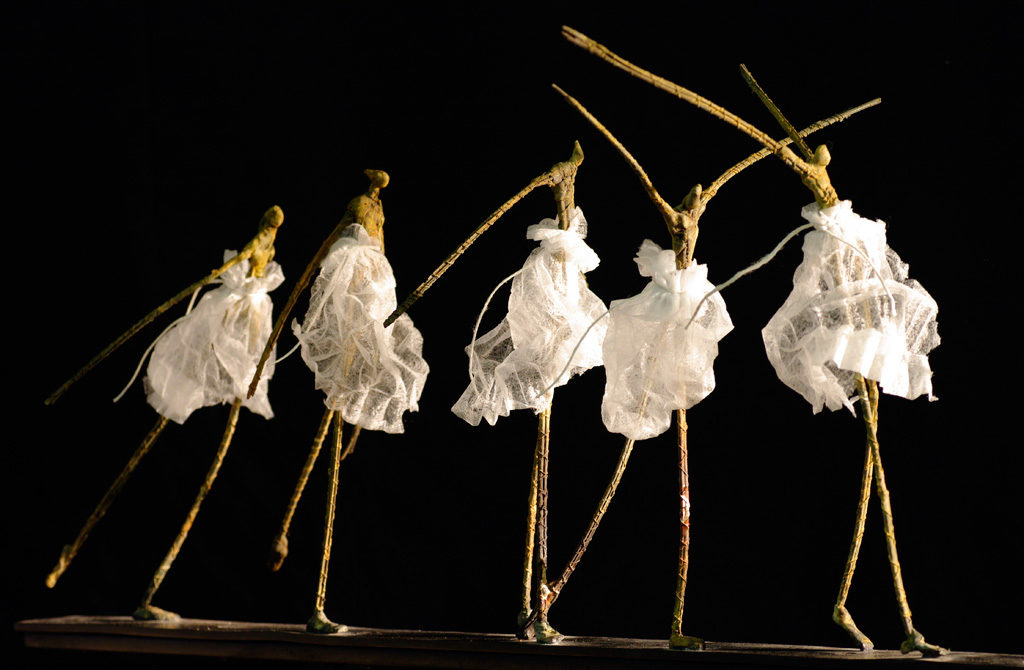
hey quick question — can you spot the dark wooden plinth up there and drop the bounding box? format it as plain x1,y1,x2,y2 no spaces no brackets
16,616,1023,668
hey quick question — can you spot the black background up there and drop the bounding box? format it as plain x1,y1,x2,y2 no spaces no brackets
6,2,1022,667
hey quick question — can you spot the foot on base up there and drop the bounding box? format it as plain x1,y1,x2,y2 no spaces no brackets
900,629,948,657
515,609,535,640
268,535,288,572
45,546,73,588
832,605,874,651
133,604,181,621
306,610,347,634
533,619,563,644
669,632,705,650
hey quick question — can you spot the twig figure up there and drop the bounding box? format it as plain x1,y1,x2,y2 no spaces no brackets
384,144,604,643
45,206,286,622
563,26,946,657
520,84,873,648
249,170,428,634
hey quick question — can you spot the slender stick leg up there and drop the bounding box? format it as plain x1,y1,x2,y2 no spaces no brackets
832,434,875,650
521,436,636,635
134,400,243,620
46,415,170,588
861,379,946,657
307,412,348,634
670,409,703,650
516,442,541,639
269,408,335,571
531,406,563,644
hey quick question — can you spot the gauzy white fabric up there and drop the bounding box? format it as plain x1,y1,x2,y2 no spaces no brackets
601,241,733,440
453,207,607,426
292,224,428,434
762,201,940,414
145,250,284,424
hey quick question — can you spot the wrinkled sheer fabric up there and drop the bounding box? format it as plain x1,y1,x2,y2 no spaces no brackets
145,250,284,424
293,224,428,434
453,207,607,426
601,241,733,440
763,201,940,414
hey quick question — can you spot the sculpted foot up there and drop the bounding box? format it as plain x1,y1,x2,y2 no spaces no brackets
268,535,288,572
133,604,180,621
832,605,873,651
901,629,947,657
669,632,705,650
515,609,535,640
306,609,347,634
533,619,563,644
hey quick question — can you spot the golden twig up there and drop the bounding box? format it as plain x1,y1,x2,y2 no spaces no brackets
561,26,841,208
383,143,584,328
739,64,814,161
703,98,880,201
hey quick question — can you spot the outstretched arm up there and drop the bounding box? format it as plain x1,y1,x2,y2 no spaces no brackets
383,142,584,327
44,205,281,407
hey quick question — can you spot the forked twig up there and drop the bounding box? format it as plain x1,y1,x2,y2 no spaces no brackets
561,26,840,208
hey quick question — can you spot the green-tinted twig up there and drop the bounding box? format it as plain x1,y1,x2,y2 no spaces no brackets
134,399,243,620
703,98,880,201
46,415,170,588
269,408,335,571
516,439,541,637
739,64,813,160
308,412,348,634
832,431,875,650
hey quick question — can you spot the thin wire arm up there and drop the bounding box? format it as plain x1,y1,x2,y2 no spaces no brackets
45,254,247,405
704,98,881,202
739,64,814,160
562,27,788,158
552,84,675,222
383,175,551,328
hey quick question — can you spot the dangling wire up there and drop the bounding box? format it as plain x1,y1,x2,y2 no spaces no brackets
683,221,897,330
273,339,302,364
819,229,896,311
466,269,523,381
685,223,815,329
113,284,208,402
535,307,610,400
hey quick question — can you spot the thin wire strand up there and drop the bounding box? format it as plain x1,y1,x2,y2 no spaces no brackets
685,223,815,328
111,285,207,402
536,309,610,399
274,339,302,365
467,269,523,381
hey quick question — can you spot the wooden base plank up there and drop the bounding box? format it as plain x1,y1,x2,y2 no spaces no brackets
16,616,1024,668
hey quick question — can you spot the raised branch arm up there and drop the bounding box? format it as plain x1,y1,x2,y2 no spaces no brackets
739,64,814,161
46,206,283,405
703,97,881,202
382,142,584,327
561,26,842,208
562,27,786,157
552,84,676,227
